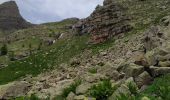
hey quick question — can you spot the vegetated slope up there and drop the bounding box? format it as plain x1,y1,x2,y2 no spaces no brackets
0,1,32,34
1,0,170,99
0,18,78,65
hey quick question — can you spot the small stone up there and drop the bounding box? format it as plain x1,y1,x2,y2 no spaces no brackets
100,51,107,56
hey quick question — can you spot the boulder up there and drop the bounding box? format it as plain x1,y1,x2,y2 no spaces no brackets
150,66,170,77
98,62,117,71
145,51,157,66
108,84,131,100
84,74,107,83
76,83,92,95
133,51,149,67
98,62,123,80
124,77,135,85
161,16,170,26
141,96,151,100
105,70,123,81
157,48,169,56
135,71,153,88
0,81,31,99
142,26,164,51
157,54,170,61
124,63,144,77
158,61,170,67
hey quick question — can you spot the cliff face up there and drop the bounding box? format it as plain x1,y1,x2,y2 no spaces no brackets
0,1,32,32
73,0,132,44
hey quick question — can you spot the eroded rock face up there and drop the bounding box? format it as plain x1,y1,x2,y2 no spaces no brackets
73,0,132,43
142,26,165,52
0,1,32,32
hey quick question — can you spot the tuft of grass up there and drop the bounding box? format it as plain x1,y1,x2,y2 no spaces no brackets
54,79,81,99
141,74,170,100
11,94,49,100
88,79,116,100
62,80,81,98
115,74,170,100
127,82,138,96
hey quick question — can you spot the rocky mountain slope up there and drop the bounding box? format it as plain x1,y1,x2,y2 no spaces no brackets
0,1,32,33
73,0,132,44
0,0,170,100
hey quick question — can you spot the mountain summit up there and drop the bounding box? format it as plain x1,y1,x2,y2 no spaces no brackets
0,1,32,32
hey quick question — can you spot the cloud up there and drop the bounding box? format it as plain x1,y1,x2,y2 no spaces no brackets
0,0,10,4
1,0,104,24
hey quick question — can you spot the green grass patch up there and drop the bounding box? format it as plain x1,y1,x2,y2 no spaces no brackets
0,35,88,85
0,32,117,85
11,94,50,100
116,74,170,100
88,79,117,100
139,74,170,100
54,80,81,99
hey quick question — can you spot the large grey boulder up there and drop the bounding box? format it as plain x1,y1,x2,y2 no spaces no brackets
150,66,170,77
0,81,31,99
123,63,144,77
135,71,153,88
99,63,123,80
158,61,170,67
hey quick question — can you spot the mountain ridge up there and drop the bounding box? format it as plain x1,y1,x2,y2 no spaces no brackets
0,0,170,100
0,1,32,33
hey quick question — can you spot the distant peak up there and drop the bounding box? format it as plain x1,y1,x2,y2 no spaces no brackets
0,0,32,32
1,0,16,5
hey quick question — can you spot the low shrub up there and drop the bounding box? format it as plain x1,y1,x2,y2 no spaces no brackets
88,79,116,100
54,79,81,99
127,82,138,96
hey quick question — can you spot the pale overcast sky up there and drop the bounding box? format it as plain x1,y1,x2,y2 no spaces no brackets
0,0,103,24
